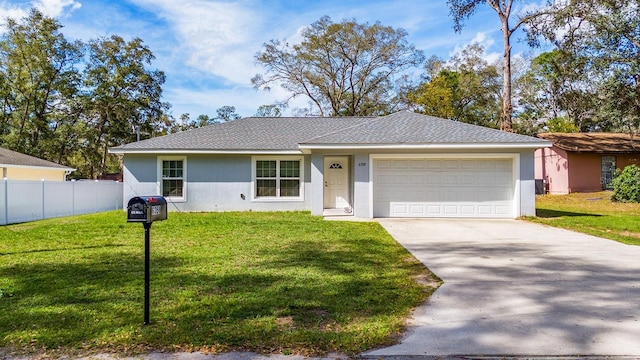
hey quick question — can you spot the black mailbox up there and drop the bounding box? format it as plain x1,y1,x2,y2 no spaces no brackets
127,196,167,224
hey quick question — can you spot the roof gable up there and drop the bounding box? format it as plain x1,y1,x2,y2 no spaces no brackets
539,133,640,153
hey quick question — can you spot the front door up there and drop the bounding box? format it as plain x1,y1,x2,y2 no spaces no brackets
324,157,350,209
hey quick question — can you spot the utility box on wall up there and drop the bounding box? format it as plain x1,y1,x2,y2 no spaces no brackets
127,196,167,224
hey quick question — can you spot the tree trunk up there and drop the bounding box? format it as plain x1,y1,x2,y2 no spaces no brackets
500,17,513,132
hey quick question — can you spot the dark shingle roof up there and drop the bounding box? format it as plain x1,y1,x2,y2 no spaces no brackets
539,132,640,153
301,111,545,145
0,147,74,170
110,111,548,153
112,116,375,151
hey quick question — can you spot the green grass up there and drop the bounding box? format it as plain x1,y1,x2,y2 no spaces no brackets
0,211,438,357
528,191,640,245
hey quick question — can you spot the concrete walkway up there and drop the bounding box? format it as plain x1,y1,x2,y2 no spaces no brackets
364,219,640,357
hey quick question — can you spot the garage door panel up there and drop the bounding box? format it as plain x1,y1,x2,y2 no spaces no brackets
461,205,476,215
409,175,424,184
461,174,475,185
495,205,511,215
478,205,493,215
392,203,408,215
427,174,441,184
393,175,408,184
373,158,514,218
496,159,511,170
377,174,393,184
410,204,424,214
426,160,442,169
427,205,442,214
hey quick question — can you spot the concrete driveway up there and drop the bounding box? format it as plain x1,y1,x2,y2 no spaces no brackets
364,219,640,357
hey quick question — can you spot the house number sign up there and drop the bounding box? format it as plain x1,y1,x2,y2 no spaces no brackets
358,162,367,166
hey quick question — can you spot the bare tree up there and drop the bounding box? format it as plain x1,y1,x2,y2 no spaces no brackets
252,16,424,117
448,0,538,131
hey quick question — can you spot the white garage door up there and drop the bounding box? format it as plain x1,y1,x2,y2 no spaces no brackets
373,158,514,218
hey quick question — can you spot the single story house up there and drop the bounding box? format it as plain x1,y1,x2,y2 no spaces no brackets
110,111,550,219
535,132,640,194
0,147,75,181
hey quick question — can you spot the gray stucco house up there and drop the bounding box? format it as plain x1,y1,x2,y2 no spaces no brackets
109,111,550,219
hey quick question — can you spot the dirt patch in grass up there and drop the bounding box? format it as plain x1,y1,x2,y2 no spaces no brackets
602,229,640,239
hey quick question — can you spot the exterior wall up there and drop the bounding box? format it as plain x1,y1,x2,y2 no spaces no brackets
123,154,312,212
535,147,640,194
566,152,603,193
618,154,640,169
124,149,538,218
567,152,640,193
310,154,324,216
4,167,67,181
353,151,371,218
535,147,570,194
519,149,536,216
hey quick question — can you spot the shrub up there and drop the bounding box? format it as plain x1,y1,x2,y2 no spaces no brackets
611,164,640,202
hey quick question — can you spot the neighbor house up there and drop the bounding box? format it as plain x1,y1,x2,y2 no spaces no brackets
0,147,75,181
535,132,640,194
109,111,550,219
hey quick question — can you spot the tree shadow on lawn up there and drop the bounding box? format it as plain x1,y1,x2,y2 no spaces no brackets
0,236,425,355
0,243,127,256
0,252,184,352
256,233,430,326
536,208,602,218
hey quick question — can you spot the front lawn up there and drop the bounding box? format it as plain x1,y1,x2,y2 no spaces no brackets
0,211,437,357
529,191,640,245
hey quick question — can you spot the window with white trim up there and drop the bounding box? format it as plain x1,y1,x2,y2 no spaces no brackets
158,156,186,201
253,157,303,200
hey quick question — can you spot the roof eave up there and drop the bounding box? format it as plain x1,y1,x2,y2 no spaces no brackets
108,148,304,155
0,163,75,172
554,147,640,153
298,142,552,153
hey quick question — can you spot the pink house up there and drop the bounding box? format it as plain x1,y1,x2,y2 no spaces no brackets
535,133,640,194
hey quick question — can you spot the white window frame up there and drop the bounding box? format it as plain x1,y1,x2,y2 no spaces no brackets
157,156,187,202
251,156,304,202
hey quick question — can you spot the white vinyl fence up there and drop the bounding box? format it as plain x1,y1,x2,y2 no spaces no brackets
0,179,123,225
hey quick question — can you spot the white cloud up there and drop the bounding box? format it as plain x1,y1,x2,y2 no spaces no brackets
170,74,322,117
165,83,304,119
447,31,500,65
34,0,81,18
0,0,80,32
0,5,26,22
130,0,267,86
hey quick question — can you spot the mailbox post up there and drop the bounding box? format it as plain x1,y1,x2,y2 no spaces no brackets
127,196,167,325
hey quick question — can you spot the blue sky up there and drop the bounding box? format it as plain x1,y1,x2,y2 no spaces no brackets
0,0,540,118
